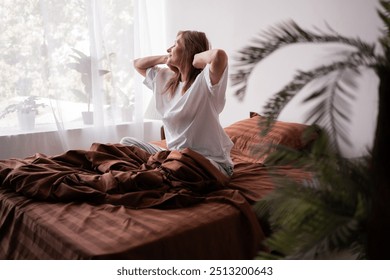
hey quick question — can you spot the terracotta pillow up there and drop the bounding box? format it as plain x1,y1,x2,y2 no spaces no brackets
224,113,318,164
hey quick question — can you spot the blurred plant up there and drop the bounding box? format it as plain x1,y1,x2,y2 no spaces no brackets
253,131,371,259
67,48,110,112
0,96,46,119
231,0,390,259
120,89,135,108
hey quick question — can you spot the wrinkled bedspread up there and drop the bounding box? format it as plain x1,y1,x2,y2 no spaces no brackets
0,143,232,209
0,142,320,259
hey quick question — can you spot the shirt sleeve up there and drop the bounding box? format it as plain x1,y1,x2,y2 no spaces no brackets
143,66,159,90
202,64,228,94
202,64,228,113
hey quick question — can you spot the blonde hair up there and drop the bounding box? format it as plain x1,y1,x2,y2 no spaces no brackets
165,30,211,96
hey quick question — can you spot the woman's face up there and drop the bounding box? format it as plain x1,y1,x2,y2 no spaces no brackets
166,34,185,68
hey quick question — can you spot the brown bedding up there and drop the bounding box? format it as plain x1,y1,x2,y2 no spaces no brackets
0,187,262,259
0,143,269,259
0,114,316,260
0,143,230,209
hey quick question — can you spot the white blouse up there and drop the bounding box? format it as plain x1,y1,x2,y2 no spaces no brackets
144,64,233,169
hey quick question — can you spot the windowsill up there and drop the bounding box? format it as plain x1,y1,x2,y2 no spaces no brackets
0,120,136,137
0,119,163,160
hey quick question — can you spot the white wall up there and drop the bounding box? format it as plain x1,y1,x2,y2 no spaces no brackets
156,0,381,157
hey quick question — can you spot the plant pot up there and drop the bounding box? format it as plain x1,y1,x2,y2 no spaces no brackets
82,111,94,125
121,107,134,122
18,111,36,131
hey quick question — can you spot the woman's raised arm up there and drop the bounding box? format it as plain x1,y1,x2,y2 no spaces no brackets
192,49,228,85
133,55,168,77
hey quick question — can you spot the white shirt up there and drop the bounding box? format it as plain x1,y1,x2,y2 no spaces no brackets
144,64,233,169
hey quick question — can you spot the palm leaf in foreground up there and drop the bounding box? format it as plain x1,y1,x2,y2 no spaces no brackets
231,20,378,152
232,0,390,259
231,20,376,100
254,133,371,259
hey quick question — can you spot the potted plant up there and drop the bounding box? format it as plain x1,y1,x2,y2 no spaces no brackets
231,0,389,259
120,89,135,122
0,96,46,131
68,48,110,125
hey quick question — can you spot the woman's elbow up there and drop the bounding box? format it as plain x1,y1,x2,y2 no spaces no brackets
133,59,146,76
213,49,228,67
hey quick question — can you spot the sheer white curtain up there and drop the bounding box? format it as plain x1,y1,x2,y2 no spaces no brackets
0,0,163,159
134,0,167,121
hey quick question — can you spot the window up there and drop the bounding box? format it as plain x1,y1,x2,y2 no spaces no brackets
0,0,136,135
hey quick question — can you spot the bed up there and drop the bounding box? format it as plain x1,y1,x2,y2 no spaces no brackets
0,113,317,259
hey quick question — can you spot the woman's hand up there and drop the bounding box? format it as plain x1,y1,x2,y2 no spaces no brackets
133,55,169,77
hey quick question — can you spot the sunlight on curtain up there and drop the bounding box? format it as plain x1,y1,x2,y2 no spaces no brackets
0,0,160,158
134,0,166,121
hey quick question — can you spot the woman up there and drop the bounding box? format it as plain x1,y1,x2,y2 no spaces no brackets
121,30,233,177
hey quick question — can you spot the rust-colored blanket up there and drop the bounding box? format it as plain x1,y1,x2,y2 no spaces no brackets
0,143,273,259
0,143,231,209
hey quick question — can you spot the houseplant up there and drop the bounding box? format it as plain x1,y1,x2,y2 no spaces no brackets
68,48,110,125
231,0,389,259
119,89,135,122
0,96,46,131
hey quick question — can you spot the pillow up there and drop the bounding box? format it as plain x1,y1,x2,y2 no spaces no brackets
224,113,318,164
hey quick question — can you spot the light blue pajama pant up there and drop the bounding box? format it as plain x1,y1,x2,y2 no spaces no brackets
119,136,233,177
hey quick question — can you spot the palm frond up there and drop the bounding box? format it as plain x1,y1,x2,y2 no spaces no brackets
232,2,390,260
254,127,372,259
231,20,377,101
263,49,374,116
261,49,375,152
255,146,370,259
266,129,336,169
378,0,390,37
377,1,390,69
